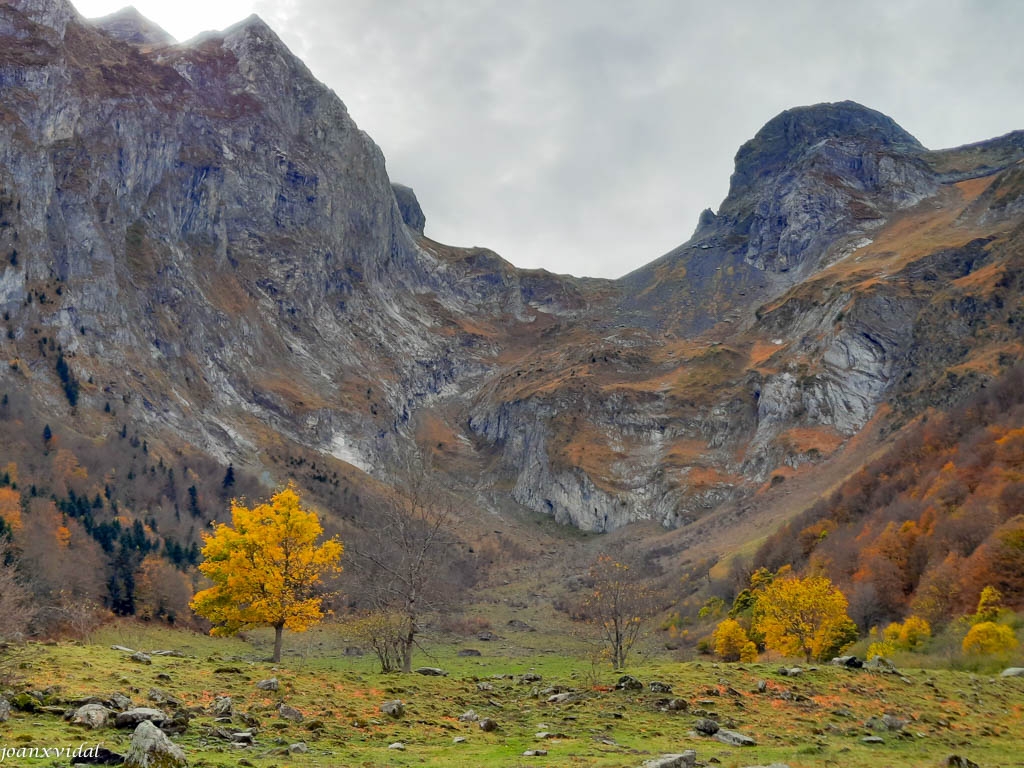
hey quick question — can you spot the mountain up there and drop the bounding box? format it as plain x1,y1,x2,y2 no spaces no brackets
2,0,1024,571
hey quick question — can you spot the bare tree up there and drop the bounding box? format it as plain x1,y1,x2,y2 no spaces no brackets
349,461,462,672
581,553,656,669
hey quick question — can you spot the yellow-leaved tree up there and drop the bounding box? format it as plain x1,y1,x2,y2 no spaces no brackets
190,485,343,662
753,573,858,662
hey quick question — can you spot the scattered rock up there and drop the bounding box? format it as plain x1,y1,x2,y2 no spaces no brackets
115,708,168,728
477,631,495,641
387,742,405,751
71,704,112,730
778,666,803,677
476,682,494,692
882,714,907,731
666,699,688,712
945,756,980,768
861,736,885,744
715,729,757,746
255,678,279,691
641,752,697,768
123,720,186,768
453,737,467,744
756,680,767,693
108,693,132,711
535,731,566,739
523,749,548,757
380,700,404,718
229,731,254,744
288,742,307,754
458,649,482,657
147,689,182,708
129,652,152,666
518,673,543,683
616,675,643,691
548,692,580,704
1000,667,1024,678
212,697,232,717
479,717,498,732
0,698,10,722
649,681,672,693
278,704,303,722
149,650,185,658
415,667,448,676
458,710,479,722
694,718,719,735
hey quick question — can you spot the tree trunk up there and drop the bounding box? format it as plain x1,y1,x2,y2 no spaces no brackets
273,622,285,663
402,625,414,672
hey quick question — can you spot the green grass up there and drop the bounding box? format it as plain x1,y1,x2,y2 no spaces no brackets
1,623,1023,767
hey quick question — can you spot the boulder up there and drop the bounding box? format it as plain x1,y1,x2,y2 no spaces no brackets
123,720,187,768
130,652,152,666
641,752,697,768
666,699,688,712
1000,667,1024,678
415,667,448,676
255,678,279,691
777,666,803,677
479,717,499,732
108,693,132,710
458,710,479,722
945,756,980,768
715,729,757,746
649,681,672,693
380,700,404,718
0,698,10,722
694,718,719,735
147,689,182,708
115,708,168,728
616,675,643,691
71,703,112,729
211,697,232,717
288,743,307,754
864,656,898,673
832,655,863,669
278,704,303,722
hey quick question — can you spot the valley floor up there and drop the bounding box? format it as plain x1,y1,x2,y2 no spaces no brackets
1,623,1021,767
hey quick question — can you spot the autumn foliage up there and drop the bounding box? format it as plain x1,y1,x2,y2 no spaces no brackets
752,574,857,662
190,485,343,662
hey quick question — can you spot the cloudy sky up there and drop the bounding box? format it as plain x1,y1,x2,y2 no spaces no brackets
74,0,1024,278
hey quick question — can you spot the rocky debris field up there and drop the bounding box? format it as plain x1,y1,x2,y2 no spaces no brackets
0,627,1021,767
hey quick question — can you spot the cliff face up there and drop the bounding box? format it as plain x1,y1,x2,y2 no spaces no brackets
3,0,1024,534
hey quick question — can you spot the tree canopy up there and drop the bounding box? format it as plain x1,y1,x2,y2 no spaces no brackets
190,485,342,662
753,573,857,662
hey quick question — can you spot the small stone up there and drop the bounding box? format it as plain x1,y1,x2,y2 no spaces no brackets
518,673,543,683
476,682,494,692
388,742,405,750
278,704,303,722
255,678,279,691
288,742,308,754
230,731,254,744
479,717,498,732
861,736,885,744
123,720,186,768
453,736,467,744
130,652,152,666
615,675,643,691
523,749,548,756
380,700,404,718
547,692,579,704
212,696,233,717
714,729,756,746
415,667,448,676
458,710,479,722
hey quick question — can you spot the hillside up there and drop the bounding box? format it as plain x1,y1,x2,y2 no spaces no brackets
1,0,1024,633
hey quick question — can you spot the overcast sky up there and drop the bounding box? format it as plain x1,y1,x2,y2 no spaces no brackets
74,0,1024,279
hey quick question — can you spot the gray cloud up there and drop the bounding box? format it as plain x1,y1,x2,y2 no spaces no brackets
251,0,1024,278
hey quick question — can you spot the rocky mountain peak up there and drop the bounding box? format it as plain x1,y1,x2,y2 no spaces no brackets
392,184,426,234
88,6,173,46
